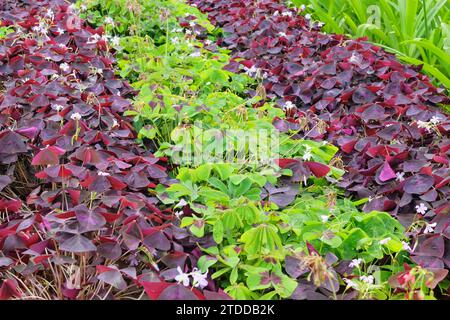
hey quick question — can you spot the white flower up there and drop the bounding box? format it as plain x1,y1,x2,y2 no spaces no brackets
349,258,363,268
305,14,311,20
191,268,208,289
273,10,280,17
56,27,65,35
262,72,269,79
105,16,115,27
112,118,119,128
317,22,325,27
91,67,103,75
111,36,120,47
302,145,313,161
80,4,87,11
349,52,360,64
204,39,212,45
379,237,391,245
395,172,405,182
189,21,196,27
97,171,110,176
174,211,183,218
175,266,190,287
424,222,437,234
245,65,260,76
60,62,70,72
185,29,192,35
174,199,187,209
300,4,306,11
282,11,293,17
360,275,374,285
53,104,64,112
70,112,81,121
283,100,295,111
429,116,442,125
45,9,54,20
302,150,312,161
171,37,179,44
343,278,359,289
402,241,412,251
415,203,428,215
320,215,329,223
190,51,201,57
416,120,432,131
87,33,102,44
278,32,287,37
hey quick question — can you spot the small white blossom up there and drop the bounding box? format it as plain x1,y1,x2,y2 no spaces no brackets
415,203,428,215
305,14,311,20
53,104,64,112
429,116,442,125
282,11,293,17
87,33,102,45
343,278,359,289
105,16,115,27
56,27,65,35
175,266,190,287
70,112,81,121
111,36,120,47
395,172,405,182
80,4,87,11
174,199,187,209
190,51,201,57
283,100,295,111
45,9,54,20
98,171,110,176
171,37,179,44
300,5,306,11
274,10,280,17
174,211,183,218
360,275,374,285
185,29,192,35
191,268,208,289
204,39,212,46
320,215,329,223
302,145,312,161
278,32,287,37
379,237,391,245
424,222,437,234
60,62,70,72
349,52,360,64
402,241,412,251
302,150,312,161
189,21,196,27
416,120,432,132
349,258,363,268
112,118,119,128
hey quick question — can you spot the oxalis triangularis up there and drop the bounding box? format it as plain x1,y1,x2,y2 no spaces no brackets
188,0,450,275
0,0,228,300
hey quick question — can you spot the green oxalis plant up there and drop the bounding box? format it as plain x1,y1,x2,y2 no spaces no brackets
79,0,252,148
157,163,410,299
